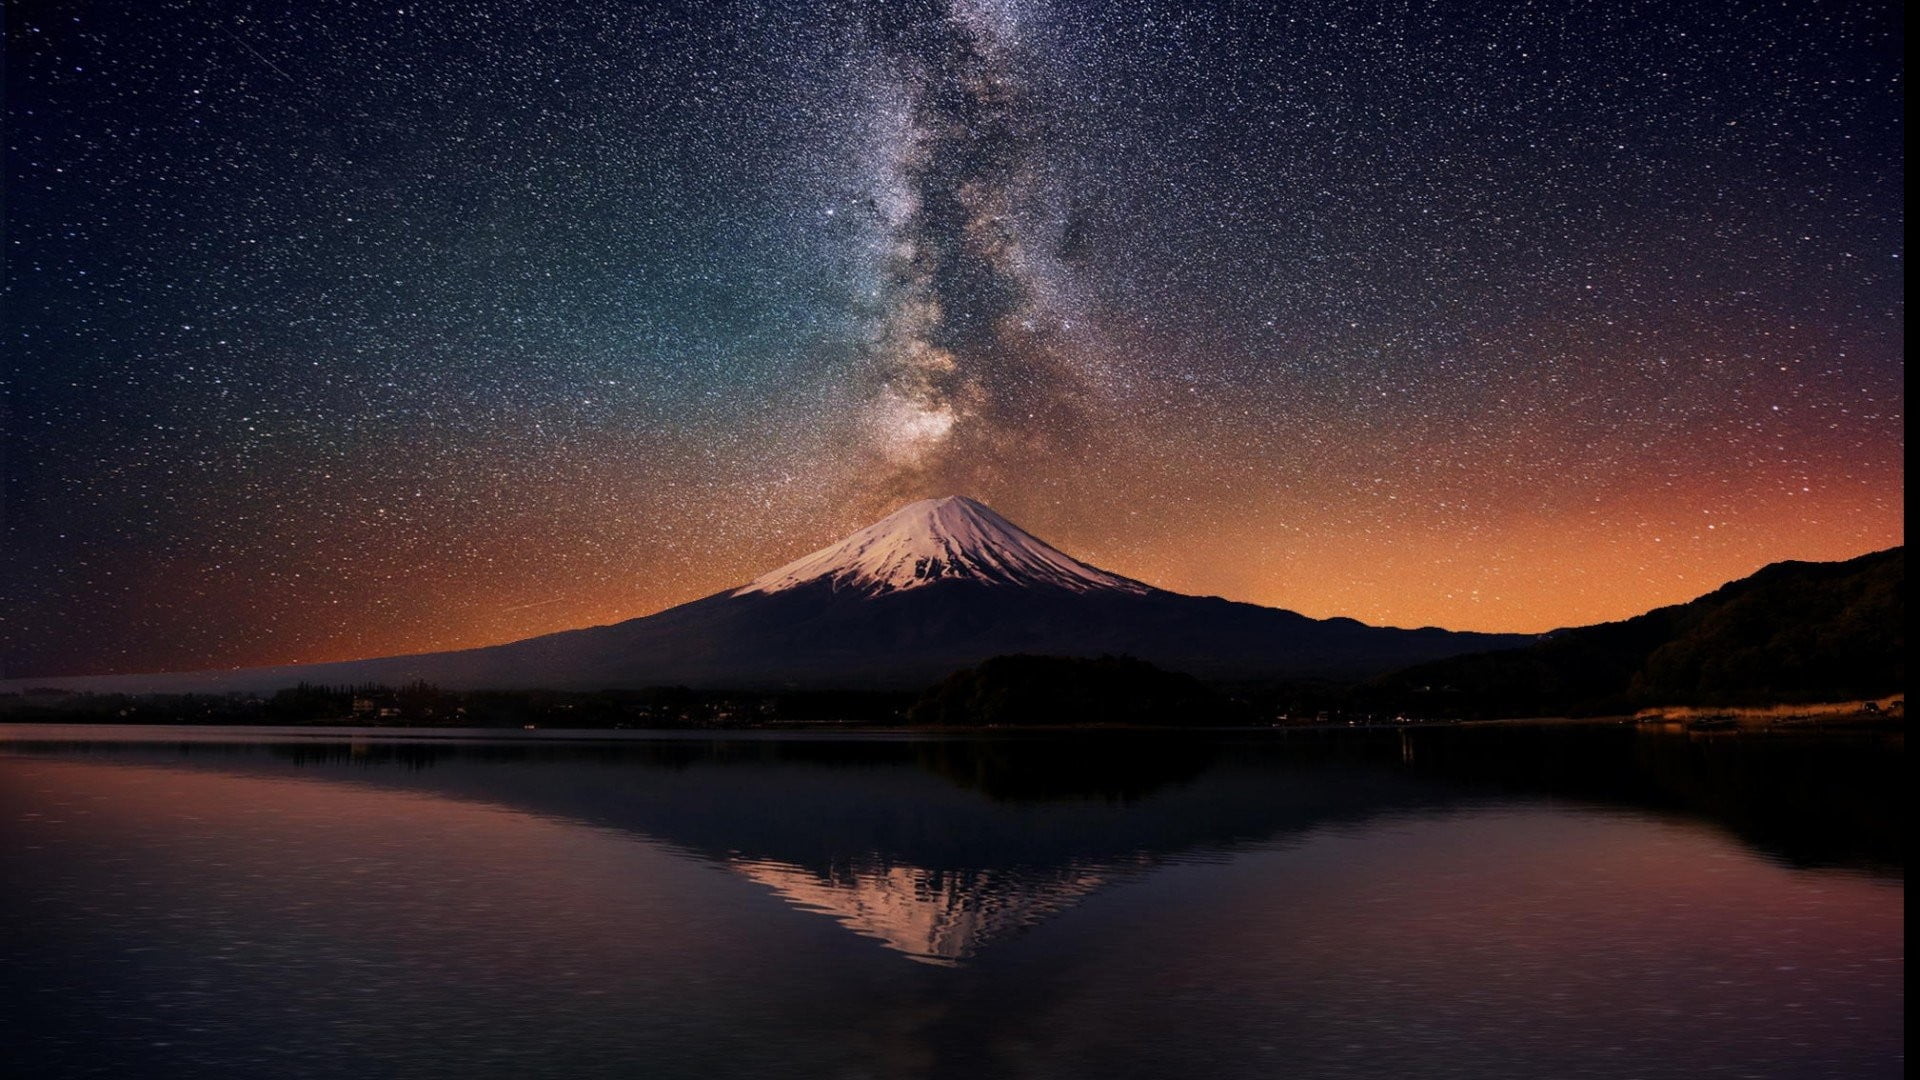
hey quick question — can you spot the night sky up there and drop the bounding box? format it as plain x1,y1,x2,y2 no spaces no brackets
5,0,1904,678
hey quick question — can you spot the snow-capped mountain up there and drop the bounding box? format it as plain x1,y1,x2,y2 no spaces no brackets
17,496,1532,693
735,496,1149,598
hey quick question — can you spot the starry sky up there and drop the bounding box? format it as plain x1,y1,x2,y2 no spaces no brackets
5,0,1905,678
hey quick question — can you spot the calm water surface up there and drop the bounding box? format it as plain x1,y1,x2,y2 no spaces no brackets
0,724,1903,1079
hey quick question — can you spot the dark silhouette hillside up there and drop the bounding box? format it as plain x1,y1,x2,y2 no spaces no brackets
909,655,1236,726
1365,547,1903,717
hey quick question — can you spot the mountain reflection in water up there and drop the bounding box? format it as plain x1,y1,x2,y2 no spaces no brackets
1,724,1904,1080
3,725,1901,969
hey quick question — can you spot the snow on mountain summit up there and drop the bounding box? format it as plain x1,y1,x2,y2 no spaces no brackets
734,496,1152,598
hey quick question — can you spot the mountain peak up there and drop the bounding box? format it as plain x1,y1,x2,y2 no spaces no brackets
734,496,1152,598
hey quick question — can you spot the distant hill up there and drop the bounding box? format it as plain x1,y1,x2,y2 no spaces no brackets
1365,547,1904,717
909,654,1237,727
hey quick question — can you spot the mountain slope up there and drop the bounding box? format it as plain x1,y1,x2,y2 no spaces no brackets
18,496,1531,693
1365,546,1904,716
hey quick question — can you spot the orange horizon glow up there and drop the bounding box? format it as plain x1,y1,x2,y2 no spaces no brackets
42,461,1901,678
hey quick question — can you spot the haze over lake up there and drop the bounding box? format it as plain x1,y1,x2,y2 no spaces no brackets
2,725,1902,1080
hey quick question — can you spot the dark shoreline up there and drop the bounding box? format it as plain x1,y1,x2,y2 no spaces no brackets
1,712,1903,742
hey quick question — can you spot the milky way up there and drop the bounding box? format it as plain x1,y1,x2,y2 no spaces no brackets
850,0,1099,505
4,0,1904,677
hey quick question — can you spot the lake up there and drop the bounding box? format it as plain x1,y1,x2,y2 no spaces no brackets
0,723,1903,1079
